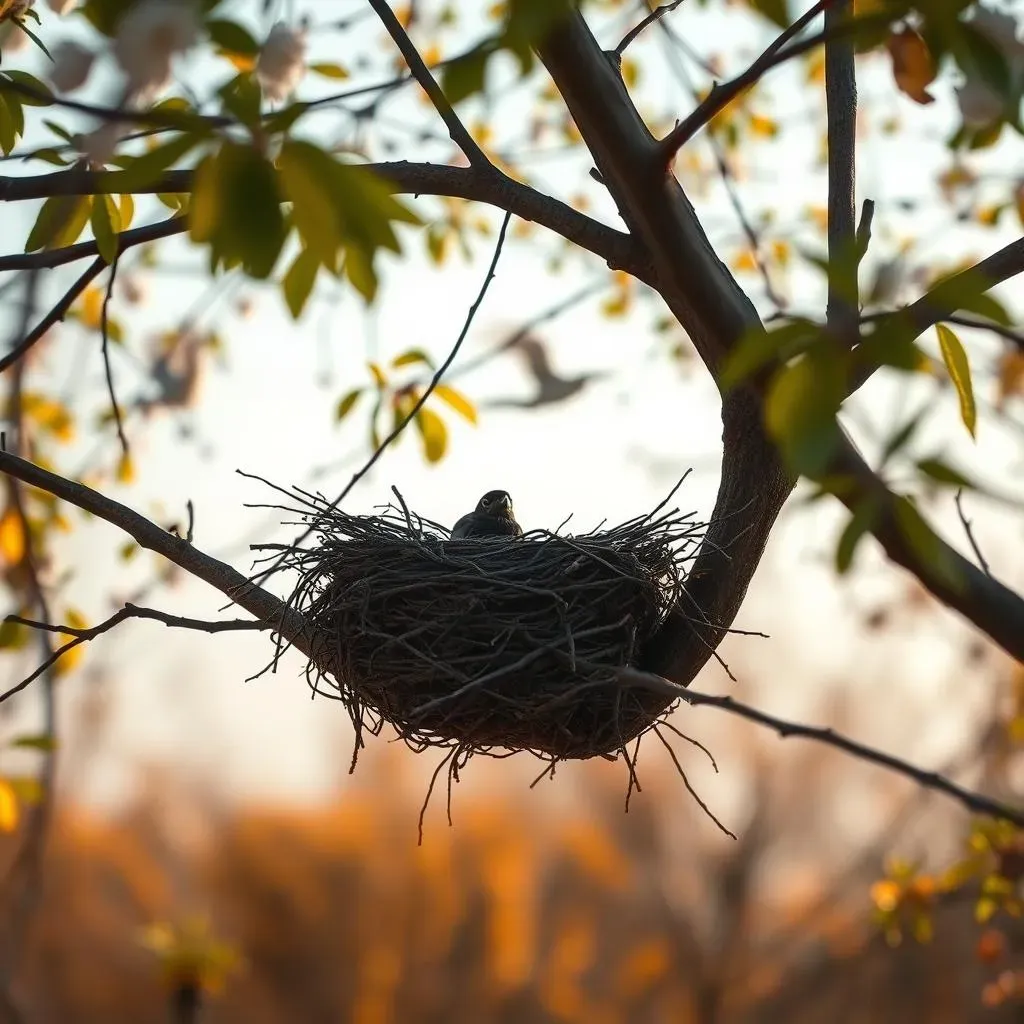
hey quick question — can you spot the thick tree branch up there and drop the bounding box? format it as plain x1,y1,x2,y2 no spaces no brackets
0,164,646,281
537,9,1024,677
538,11,794,686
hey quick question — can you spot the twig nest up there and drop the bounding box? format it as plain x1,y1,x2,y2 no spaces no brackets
270,487,705,762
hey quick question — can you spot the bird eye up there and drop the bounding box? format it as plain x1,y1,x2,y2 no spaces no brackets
481,498,491,508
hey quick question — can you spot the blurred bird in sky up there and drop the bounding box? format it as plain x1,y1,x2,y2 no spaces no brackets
482,332,605,410
450,490,524,539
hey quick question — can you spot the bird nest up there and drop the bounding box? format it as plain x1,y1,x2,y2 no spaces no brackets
256,482,708,777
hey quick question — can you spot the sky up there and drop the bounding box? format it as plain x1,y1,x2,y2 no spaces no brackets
0,0,1022,829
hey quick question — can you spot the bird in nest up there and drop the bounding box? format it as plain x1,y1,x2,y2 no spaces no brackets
450,490,524,540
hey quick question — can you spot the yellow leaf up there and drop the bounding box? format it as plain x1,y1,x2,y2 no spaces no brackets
51,640,84,679
0,506,25,566
1016,182,1024,226
805,51,825,85
117,452,135,484
80,286,104,329
886,28,936,105
0,780,17,833
421,44,441,67
433,384,477,424
771,239,791,266
414,407,448,463
368,362,388,389
730,249,758,272
221,51,256,72
748,113,778,138
620,56,639,89
936,325,976,438
976,204,1003,227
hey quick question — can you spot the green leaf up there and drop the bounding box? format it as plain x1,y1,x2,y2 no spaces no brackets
415,407,448,463
308,62,349,80
0,619,27,651
0,97,15,157
90,193,120,264
9,733,56,752
2,70,53,105
118,193,135,229
189,142,286,279
391,348,434,369
952,21,1012,103
935,324,976,438
881,411,924,467
764,351,846,476
433,383,477,424
14,20,54,62
957,291,1012,327
749,0,789,29
282,247,319,319
335,388,363,423
206,18,260,55
721,319,821,390
893,496,963,592
836,497,879,574
102,132,201,191
277,140,343,265
218,71,262,128
25,195,92,252
917,457,975,490
441,45,491,104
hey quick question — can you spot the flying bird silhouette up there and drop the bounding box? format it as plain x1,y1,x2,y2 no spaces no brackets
483,333,604,410
450,490,523,539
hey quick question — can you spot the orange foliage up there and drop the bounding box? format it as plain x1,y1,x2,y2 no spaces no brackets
0,762,1020,1023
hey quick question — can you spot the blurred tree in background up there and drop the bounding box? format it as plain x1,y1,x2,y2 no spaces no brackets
0,0,1022,1019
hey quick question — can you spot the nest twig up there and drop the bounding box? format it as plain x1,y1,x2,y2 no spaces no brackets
254,481,710,771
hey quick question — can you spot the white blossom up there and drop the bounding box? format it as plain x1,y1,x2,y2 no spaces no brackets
45,0,79,15
49,40,94,93
78,120,125,167
112,0,200,103
256,21,306,103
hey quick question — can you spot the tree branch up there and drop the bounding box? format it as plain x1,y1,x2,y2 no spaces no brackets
824,0,858,342
2,604,267,706
366,0,489,167
0,165,646,281
0,451,310,654
0,214,187,272
0,258,106,374
613,666,1024,827
537,8,1024,676
658,2,885,162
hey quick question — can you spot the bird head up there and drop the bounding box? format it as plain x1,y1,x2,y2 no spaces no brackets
477,489,514,518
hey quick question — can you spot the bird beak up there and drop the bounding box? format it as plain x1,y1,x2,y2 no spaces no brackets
496,493,511,512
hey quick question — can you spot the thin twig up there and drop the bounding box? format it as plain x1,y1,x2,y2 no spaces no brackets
954,490,991,577
615,0,686,57
613,666,1024,827
0,258,106,374
1,604,269,706
366,0,489,166
100,258,128,456
659,3,890,161
250,210,515,596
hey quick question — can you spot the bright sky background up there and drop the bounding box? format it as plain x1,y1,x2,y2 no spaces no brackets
1,0,1022,835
